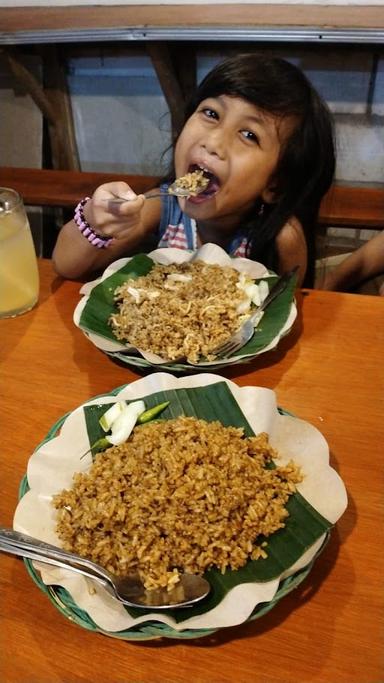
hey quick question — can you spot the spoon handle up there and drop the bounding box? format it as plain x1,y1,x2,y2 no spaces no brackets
109,187,190,204
109,191,166,204
0,541,113,592
0,528,112,588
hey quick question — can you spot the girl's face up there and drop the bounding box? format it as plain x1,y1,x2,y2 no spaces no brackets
174,94,295,229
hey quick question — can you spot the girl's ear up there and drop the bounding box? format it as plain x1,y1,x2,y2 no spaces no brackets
261,183,279,203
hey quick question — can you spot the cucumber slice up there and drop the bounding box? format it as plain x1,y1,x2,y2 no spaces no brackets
105,400,145,446
99,401,125,432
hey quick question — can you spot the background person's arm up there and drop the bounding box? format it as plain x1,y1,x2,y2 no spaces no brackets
321,231,384,292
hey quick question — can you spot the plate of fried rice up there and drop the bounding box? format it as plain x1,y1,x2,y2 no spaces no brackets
73,243,298,372
14,373,347,640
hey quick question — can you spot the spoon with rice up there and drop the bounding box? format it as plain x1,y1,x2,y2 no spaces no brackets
0,528,210,609
110,169,210,203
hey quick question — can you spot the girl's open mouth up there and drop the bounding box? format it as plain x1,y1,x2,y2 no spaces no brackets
186,165,220,203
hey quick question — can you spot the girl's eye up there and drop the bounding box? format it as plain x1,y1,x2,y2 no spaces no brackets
241,130,259,144
200,107,219,120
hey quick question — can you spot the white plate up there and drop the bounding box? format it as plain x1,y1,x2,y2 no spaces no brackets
14,372,347,634
73,243,297,371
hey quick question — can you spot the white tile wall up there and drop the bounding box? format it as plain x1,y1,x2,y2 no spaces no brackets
0,55,43,253
68,56,172,175
64,48,384,182
372,54,384,115
0,55,42,168
334,114,384,181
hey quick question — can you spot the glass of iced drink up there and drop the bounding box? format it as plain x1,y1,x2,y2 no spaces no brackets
0,187,39,318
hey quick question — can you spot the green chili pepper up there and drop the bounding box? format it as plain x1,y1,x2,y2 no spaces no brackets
139,418,163,426
137,401,170,424
80,436,110,460
91,436,110,452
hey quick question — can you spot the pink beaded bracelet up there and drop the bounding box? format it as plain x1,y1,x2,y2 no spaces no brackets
74,197,113,248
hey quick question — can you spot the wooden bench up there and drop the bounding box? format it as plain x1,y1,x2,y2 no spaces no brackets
0,166,383,230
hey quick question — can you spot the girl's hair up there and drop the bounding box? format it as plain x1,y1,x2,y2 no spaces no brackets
181,53,336,287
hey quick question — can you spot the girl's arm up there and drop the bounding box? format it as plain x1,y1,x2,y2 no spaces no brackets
321,231,384,292
52,182,162,279
275,217,307,288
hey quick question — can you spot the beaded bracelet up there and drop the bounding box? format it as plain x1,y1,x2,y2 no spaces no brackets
74,197,113,248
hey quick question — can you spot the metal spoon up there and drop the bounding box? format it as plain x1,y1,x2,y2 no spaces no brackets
0,528,210,609
110,176,209,204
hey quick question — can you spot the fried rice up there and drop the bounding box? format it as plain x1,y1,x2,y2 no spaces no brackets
173,170,209,195
109,261,251,363
52,416,302,591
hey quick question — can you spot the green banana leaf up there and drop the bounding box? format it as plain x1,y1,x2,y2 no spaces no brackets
78,254,296,360
83,381,331,622
79,254,153,343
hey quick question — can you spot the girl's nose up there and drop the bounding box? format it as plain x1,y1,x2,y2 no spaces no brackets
201,127,227,160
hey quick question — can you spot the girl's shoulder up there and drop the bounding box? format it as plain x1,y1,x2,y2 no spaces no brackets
275,217,307,286
276,216,305,247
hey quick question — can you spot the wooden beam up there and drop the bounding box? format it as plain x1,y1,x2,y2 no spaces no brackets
0,167,158,207
318,183,384,228
171,43,197,103
146,42,186,139
0,5,382,32
2,47,56,123
41,45,80,170
2,46,80,171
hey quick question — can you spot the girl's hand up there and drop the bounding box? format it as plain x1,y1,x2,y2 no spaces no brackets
84,182,146,241
53,181,161,279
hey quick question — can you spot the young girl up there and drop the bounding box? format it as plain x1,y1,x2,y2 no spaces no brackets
52,53,335,287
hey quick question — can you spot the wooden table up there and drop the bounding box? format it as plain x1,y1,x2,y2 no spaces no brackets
1,259,383,683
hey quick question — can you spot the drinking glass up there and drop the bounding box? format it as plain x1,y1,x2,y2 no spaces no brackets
0,187,39,318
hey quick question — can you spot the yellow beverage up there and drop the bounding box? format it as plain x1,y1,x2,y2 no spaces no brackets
0,189,39,318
